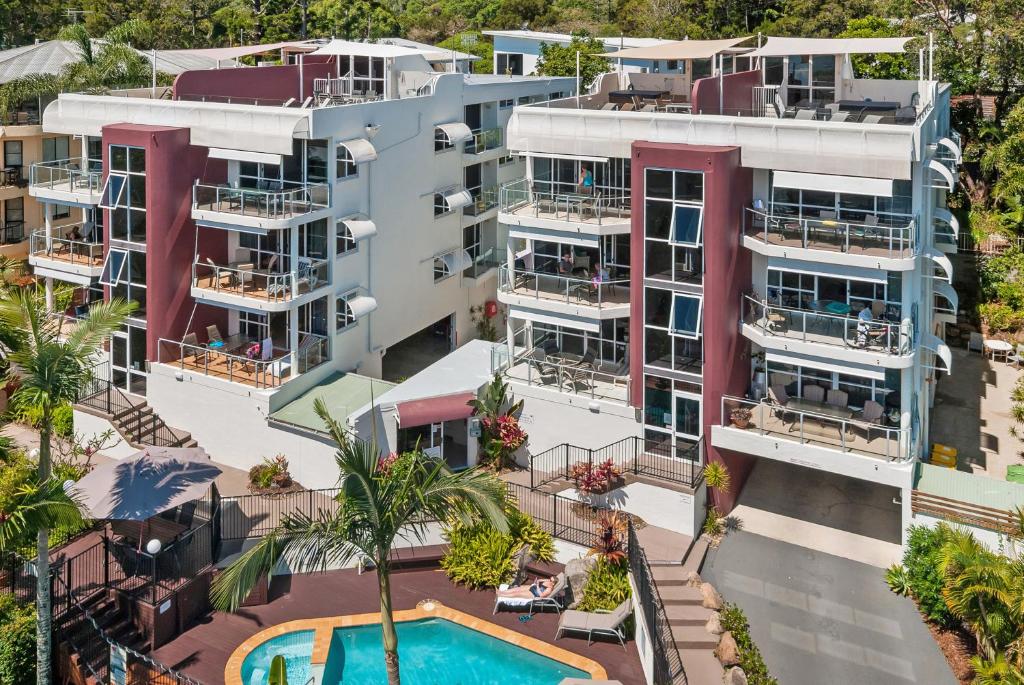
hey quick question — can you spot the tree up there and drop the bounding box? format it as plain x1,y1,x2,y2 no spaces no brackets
210,400,510,685
0,471,82,555
839,16,915,80
57,19,156,91
437,33,494,74
535,32,609,85
0,289,132,685
308,0,401,40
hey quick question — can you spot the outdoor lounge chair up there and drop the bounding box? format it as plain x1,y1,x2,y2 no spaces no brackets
494,572,567,616
859,400,885,440
528,349,560,385
829,111,851,123
826,389,848,408
555,599,633,648
206,325,224,346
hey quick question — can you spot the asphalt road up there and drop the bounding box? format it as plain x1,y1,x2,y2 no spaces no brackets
700,530,958,685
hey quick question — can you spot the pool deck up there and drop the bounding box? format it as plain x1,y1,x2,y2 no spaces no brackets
153,567,646,684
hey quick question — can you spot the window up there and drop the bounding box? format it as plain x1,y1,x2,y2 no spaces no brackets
306,140,328,183
86,137,102,172
434,128,454,153
666,60,679,71
99,248,129,286
434,193,448,217
496,53,524,76
3,141,22,168
499,99,514,109
433,256,451,282
675,395,701,439
299,218,328,259
104,145,146,243
336,220,357,256
336,294,357,331
336,143,357,179
238,162,281,189
42,136,69,162
785,55,836,106
692,59,712,80
671,206,703,247
671,294,703,339
239,311,269,341
52,204,71,220
498,154,515,166
4,197,24,225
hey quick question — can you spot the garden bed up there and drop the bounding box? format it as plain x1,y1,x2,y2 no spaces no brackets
926,620,976,685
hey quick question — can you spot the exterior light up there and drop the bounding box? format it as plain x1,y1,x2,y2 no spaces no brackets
146,539,162,555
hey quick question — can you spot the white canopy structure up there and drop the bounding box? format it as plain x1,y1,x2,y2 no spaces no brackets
311,39,426,58
339,217,378,240
337,138,378,163
344,293,379,319
435,122,474,145
748,36,915,57
772,171,894,197
599,36,752,60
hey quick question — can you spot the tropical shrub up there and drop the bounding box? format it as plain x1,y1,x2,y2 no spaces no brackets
569,459,622,494
468,374,526,470
979,302,1024,332
441,504,554,588
578,558,631,612
588,510,627,564
890,525,956,627
0,594,35,685
248,455,292,490
0,451,88,557
719,602,778,685
9,401,74,438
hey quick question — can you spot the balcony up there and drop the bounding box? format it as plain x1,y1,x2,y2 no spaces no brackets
191,257,330,312
0,221,26,245
498,178,631,235
464,127,503,155
743,207,916,267
497,265,631,319
29,160,103,205
157,333,328,390
463,185,498,218
742,294,913,368
29,228,105,281
464,247,502,280
492,343,631,406
1,167,25,190
191,182,331,231
712,395,911,484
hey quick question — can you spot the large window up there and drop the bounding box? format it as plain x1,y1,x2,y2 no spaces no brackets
642,375,703,450
306,140,328,184
645,168,704,284
3,141,22,168
785,54,836,106
531,157,631,203
299,219,328,259
496,53,524,76
766,268,902,318
767,362,899,410
239,161,281,189
104,144,146,243
42,136,69,162
644,288,703,373
770,175,913,228
528,319,629,368
101,247,146,318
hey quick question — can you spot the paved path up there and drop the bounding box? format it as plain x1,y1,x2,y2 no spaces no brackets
701,531,957,685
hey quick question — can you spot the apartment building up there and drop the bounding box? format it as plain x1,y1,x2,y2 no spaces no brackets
29,38,574,484
492,36,960,541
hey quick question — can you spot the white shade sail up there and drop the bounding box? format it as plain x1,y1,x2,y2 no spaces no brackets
441,188,473,211
748,36,914,57
312,39,424,58
435,122,473,145
338,138,378,163
934,281,958,313
345,294,378,318
934,207,959,238
208,148,283,165
772,170,894,197
510,309,600,333
924,247,954,283
599,37,752,60
340,217,377,240
921,333,952,372
765,350,887,381
928,159,956,192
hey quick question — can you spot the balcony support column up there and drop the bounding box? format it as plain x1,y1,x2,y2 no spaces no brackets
44,278,54,312
289,307,300,380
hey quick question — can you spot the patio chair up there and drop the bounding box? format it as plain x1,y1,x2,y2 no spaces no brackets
968,332,984,353
205,258,231,289
600,103,619,111
859,400,885,440
494,572,568,616
871,299,885,318
862,114,883,124
206,325,224,346
803,385,825,403
768,384,789,406
554,599,632,648
795,108,816,120
528,349,560,385
1009,343,1024,368
510,544,532,585
826,389,848,408
618,103,634,112
829,111,851,123
640,103,657,112
562,358,595,392
181,332,205,365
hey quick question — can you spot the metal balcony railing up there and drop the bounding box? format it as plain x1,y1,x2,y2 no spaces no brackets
743,207,916,259
192,257,329,302
192,182,330,220
30,159,102,195
464,127,503,154
30,229,104,265
499,178,630,225
499,265,630,309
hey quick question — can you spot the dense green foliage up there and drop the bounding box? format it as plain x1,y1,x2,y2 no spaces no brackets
0,451,88,558
0,594,35,685
9,402,73,439
441,503,554,588
719,602,778,685
886,525,955,626
577,557,630,611
535,33,609,86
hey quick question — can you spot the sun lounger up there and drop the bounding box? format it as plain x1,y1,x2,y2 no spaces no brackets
493,572,567,616
554,599,632,648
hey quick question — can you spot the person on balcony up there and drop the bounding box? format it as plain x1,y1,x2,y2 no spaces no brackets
558,252,574,275
857,304,875,346
578,165,594,195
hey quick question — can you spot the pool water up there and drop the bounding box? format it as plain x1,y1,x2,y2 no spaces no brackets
241,629,314,685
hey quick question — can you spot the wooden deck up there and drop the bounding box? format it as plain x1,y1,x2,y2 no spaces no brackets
33,246,104,267
152,567,646,685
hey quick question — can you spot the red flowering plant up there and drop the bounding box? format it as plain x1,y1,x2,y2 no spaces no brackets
469,374,527,471
568,458,622,494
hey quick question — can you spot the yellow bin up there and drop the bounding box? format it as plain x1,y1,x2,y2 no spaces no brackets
930,451,958,468
931,443,958,458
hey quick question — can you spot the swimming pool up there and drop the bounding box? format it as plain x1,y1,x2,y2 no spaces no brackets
240,629,314,685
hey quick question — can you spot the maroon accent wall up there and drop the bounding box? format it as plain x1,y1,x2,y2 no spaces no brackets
172,56,336,104
101,124,229,363
628,142,754,513
690,70,760,115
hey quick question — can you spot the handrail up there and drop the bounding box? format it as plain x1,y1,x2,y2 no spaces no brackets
499,177,630,225
499,265,629,309
529,435,703,489
506,343,631,405
157,334,328,388
191,257,329,302
744,207,916,258
465,126,503,154
29,158,103,193
464,184,499,216
743,293,911,355
30,228,104,264
192,181,330,220
720,394,910,462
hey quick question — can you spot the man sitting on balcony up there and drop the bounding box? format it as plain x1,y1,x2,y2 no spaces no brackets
856,305,875,346
558,252,574,275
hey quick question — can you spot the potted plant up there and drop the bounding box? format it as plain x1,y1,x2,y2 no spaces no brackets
730,406,753,429
569,458,623,494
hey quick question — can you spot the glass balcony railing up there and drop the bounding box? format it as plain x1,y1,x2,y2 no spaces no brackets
192,182,330,221
192,257,330,302
498,265,630,309
499,178,630,225
463,185,498,216
30,159,103,196
744,207,916,259
720,395,909,462
30,229,104,266
465,247,501,278
464,127,503,154
743,294,912,356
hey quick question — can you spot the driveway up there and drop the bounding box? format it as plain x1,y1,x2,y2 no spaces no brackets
701,531,957,685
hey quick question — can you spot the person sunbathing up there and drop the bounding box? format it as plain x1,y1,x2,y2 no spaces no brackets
497,576,557,599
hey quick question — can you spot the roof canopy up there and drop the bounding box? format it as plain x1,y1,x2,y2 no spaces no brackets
600,37,752,61
311,39,425,58
163,41,315,62
748,36,914,57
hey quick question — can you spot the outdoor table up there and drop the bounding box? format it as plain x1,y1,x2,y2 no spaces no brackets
609,89,668,103
984,339,1013,362
837,100,900,113
110,517,187,548
785,398,855,438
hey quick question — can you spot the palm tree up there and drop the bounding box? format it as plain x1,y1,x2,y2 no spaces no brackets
0,287,133,685
211,399,510,685
0,475,83,555
57,20,155,93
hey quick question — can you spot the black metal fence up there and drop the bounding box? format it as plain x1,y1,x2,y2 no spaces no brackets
531,436,704,490
220,487,342,541
75,376,192,448
628,520,687,685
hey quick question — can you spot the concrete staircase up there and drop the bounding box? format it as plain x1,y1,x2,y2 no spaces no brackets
75,379,198,449
650,538,725,685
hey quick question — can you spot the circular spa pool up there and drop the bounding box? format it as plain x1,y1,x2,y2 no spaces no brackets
239,617,592,685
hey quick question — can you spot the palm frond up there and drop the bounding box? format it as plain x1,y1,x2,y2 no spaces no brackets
0,478,84,553
209,532,286,611
57,24,94,65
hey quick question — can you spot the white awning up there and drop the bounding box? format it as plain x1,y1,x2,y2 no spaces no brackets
748,36,914,57
767,257,887,284
442,188,473,211
936,137,962,163
934,281,958,312
340,217,377,240
435,122,473,145
522,151,610,164
208,148,284,165
928,159,956,192
346,294,378,319
765,350,887,381
599,37,752,60
772,170,893,197
438,249,473,275
162,41,315,62
934,207,959,238
924,247,953,283
921,333,952,372
509,309,600,333
312,39,424,58
338,138,378,164
508,229,598,248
